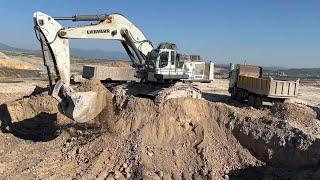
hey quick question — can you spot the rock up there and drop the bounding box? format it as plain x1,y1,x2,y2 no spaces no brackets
147,151,154,157
119,166,124,172
114,165,120,171
223,174,229,179
162,173,171,180
125,173,131,179
172,149,177,156
156,171,164,178
106,174,115,180
114,170,122,179
109,156,115,161
122,163,128,168
124,167,130,173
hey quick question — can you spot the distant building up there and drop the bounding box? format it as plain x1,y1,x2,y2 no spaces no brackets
277,71,287,77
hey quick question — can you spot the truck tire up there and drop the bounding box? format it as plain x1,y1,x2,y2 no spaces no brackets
248,95,255,107
236,89,244,102
254,96,263,109
231,87,237,99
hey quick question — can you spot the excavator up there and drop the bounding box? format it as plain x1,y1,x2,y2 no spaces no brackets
33,12,214,123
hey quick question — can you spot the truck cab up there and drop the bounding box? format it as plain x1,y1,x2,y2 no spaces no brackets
229,64,262,93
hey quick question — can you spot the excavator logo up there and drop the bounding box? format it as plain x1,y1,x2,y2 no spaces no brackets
87,29,110,34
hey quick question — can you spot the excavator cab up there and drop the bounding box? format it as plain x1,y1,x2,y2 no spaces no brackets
145,43,181,81
146,43,188,81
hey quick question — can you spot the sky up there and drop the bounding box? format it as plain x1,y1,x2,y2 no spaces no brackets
0,0,320,68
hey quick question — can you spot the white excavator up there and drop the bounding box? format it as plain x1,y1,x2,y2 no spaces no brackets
33,12,214,123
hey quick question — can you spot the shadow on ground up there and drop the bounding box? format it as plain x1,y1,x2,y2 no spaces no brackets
202,92,248,108
228,165,319,180
24,85,50,98
0,103,59,142
202,92,272,109
308,104,320,119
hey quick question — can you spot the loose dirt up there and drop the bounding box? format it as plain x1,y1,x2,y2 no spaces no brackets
271,102,317,130
0,80,320,179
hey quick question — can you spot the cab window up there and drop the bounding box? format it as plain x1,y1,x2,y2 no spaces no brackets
171,51,175,65
148,50,158,69
159,52,169,68
176,54,183,68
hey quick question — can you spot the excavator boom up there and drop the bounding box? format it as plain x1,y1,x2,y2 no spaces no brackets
33,11,156,122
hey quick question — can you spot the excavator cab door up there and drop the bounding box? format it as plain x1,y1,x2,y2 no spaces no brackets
170,50,177,74
155,49,182,80
157,50,170,75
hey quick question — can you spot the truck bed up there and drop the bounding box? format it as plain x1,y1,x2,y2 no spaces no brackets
237,75,299,98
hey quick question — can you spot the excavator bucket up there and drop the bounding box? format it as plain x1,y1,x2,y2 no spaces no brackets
61,91,107,123
33,12,109,123
3,80,109,125
54,79,109,123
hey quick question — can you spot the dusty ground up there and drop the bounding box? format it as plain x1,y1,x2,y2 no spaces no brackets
0,79,48,104
0,78,320,179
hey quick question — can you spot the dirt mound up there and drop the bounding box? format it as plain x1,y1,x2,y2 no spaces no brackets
95,96,320,179
74,79,108,93
0,93,64,140
1,80,320,179
0,79,113,139
270,102,317,128
0,58,32,70
60,97,261,179
5,94,59,123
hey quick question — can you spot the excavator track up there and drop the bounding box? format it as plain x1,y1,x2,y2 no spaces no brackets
154,83,202,104
110,82,202,104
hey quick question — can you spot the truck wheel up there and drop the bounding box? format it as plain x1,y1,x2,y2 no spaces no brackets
236,90,244,102
248,95,255,107
231,87,237,99
254,96,263,109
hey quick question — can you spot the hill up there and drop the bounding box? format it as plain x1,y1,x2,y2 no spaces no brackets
0,42,26,52
0,42,129,60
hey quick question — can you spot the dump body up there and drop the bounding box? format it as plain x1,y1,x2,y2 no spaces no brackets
237,76,299,98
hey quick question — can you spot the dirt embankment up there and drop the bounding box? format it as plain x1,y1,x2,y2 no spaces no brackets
0,52,33,70
0,80,320,179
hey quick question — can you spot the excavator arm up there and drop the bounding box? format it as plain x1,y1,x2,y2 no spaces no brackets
33,12,154,122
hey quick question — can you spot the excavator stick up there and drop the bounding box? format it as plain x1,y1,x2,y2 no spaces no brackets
34,12,107,123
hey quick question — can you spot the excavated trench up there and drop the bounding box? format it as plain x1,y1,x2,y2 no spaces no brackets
0,80,320,179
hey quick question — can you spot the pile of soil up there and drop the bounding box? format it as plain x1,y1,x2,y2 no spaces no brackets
0,81,320,179
270,102,317,129
107,98,261,179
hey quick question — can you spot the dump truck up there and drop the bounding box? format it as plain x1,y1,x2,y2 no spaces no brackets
228,64,299,108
